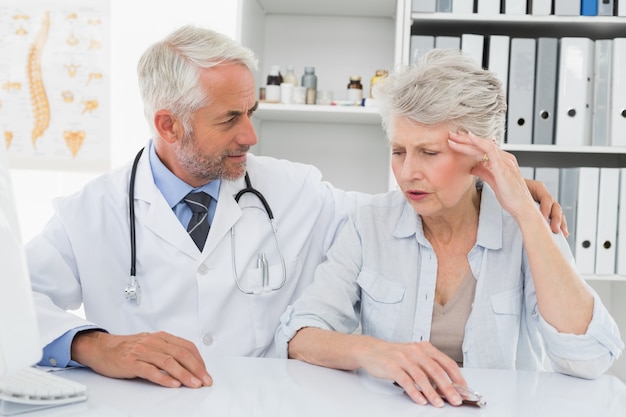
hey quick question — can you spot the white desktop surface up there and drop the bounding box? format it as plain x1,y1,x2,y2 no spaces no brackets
20,356,626,416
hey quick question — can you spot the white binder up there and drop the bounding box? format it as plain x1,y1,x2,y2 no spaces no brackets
461,33,485,68
507,38,536,145
534,168,560,203
617,169,626,275
435,36,461,50
409,35,434,64
452,0,474,13
533,38,558,145
592,39,613,147
436,0,452,12
531,0,552,14
574,167,600,275
504,0,526,14
520,166,535,179
477,0,501,15
555,37,594,147
595,168,620,275
610,38,626,147
559,168,580,253
487,35,510,101
554,0,581,15
620,1,626,16
598,0,614,16
412,0,437,12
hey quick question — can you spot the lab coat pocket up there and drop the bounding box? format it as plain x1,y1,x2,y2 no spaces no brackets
491,287,523,360
247,257,299,351
357,269,405,341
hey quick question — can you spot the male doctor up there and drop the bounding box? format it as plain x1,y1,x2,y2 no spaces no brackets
25,25,566,389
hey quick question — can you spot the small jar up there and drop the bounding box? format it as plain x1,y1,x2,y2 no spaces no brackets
346,75,363,104
301,66,317,104
370,69,388,98
265,65,281,102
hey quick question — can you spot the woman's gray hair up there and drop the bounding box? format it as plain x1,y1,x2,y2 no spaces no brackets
374,49,507,144
137,25,258,137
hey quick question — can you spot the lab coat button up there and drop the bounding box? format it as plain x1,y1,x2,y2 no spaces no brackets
198,264,208,275
202,334,214,346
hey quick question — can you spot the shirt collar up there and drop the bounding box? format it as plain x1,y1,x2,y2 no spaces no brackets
148,139,221,208
392,183,503,250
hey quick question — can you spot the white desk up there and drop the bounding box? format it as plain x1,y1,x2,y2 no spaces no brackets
21,357,626,416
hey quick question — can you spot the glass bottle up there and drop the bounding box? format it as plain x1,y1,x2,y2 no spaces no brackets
346,75,363,104
301,66,317,104
370,69,388,98
265,65,281,102
282,65,298,86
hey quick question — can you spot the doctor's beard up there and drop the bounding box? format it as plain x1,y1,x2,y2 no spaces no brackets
176,128,249,182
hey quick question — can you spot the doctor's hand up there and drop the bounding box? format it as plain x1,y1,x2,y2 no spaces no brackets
71,330,213,388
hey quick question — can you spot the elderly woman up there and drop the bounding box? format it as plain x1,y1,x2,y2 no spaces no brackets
275,49,623,407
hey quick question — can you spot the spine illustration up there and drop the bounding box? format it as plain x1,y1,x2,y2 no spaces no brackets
27,11,51,148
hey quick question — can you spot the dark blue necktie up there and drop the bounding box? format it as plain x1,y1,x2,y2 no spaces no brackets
184,191,212,251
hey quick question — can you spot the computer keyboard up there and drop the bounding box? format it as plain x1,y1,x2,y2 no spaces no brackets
0,367,88,415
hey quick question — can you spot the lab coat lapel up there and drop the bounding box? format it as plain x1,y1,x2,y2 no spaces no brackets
201,178,243,256
133,153,199,259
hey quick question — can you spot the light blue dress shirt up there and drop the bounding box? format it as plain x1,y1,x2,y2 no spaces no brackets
40,139,221,367
276,185,624,379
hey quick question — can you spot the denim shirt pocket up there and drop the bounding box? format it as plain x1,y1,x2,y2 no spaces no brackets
357,268,405,340
490,287,523,361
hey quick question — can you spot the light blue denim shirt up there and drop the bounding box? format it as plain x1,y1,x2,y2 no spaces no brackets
276,184,624,378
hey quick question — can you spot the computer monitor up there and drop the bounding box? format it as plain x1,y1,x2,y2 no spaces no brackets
0,145,41,376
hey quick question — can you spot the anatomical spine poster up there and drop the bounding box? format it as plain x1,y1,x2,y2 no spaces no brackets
0,0,109,170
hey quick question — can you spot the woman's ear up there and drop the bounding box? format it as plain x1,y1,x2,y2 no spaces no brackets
154,110,182,144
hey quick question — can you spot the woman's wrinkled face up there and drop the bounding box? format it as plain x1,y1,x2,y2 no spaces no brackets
390,117,477,218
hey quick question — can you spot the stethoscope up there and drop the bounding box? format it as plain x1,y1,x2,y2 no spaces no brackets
124,148,286,304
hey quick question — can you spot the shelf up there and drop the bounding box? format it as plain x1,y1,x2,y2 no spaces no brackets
410,12,626,39
254,103,382,124
257,0,396,17
503,144,626,168
583,275,626,282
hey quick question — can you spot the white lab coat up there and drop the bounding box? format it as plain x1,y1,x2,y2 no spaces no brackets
26,151,357,359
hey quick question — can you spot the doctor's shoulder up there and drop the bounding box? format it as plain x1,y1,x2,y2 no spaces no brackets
245,153,330,192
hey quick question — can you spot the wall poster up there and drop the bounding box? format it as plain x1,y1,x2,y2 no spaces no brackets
0,0,110,170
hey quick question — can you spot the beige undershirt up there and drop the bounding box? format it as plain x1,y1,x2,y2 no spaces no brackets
429,270,477,367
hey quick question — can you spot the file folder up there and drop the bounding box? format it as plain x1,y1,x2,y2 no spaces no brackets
554,0,580,15
531,0,552,14
595,168,619,275
435,36,461,50
452,0,474,13
504,0,527,14
412,0,437,12
555,38,594,147
581,0,598,15
620,1,626,16
507,38,536,145
592,39,613,147
462,34,485,68
617,169,626,275
611,38,626,146
487,35,510,101
534,168,560,203
574,167,600,275
559,168,580,254
533,38,558,145
477,0,500,15
409,35,434,64
436,0,453,12
598,0,614,16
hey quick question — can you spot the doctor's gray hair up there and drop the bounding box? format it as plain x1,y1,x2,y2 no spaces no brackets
137,25,258,137
373,49,506,144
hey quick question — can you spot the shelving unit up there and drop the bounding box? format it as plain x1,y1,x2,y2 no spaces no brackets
238,0,626,380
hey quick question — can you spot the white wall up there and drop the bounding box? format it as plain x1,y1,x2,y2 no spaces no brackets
11,0,238,243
